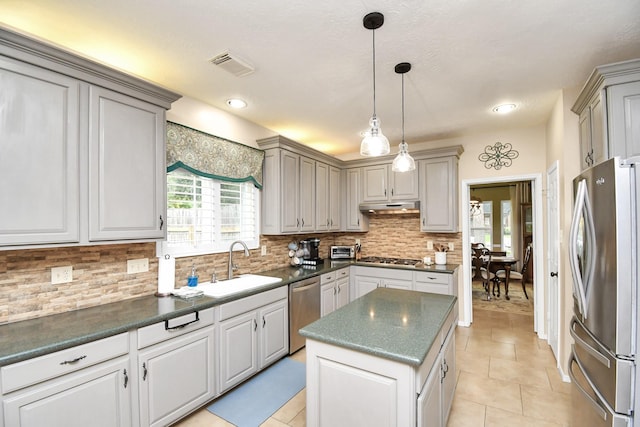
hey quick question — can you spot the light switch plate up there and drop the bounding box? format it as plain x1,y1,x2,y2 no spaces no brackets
127,258,149,274
426,241,433,250
448,242,455,251
261,245,267,256
51,266,73,284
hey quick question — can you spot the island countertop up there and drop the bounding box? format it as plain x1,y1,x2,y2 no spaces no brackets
300,287,457,366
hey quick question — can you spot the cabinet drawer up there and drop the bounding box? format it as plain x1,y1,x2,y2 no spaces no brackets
336,268,349,279
1,332,129,394
218,286,288,321
320,272,336,284
138,308,214,349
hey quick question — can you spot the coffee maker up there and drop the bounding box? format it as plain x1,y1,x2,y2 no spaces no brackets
300,238,322,266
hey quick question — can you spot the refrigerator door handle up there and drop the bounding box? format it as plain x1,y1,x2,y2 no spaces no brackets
568,353,608,421
569,179,596,318
570,317,611,368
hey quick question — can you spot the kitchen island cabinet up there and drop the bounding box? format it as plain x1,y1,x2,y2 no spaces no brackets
352,266,413,299
301,288,457,427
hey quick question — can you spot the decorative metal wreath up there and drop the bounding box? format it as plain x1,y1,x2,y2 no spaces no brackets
478,142,519,170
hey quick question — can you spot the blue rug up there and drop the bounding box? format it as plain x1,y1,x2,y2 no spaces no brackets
207,357,306,426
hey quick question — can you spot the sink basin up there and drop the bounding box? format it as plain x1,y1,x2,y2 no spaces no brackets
196,274,283,298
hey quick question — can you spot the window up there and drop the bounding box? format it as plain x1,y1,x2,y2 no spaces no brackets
470,201,492,248
501,200,512,256
163,169,260,257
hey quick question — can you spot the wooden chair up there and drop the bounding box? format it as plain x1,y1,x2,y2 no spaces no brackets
476,248,494,298
496,244,532,299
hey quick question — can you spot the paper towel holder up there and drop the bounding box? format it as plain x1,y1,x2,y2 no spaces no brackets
155,254,174,297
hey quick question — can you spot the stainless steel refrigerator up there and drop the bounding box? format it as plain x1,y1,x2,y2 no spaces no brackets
568,157,638,427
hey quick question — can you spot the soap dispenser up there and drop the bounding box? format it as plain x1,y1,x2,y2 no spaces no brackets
187,264,198,287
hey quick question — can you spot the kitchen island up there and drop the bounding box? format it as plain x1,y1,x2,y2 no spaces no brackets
300,287,457,427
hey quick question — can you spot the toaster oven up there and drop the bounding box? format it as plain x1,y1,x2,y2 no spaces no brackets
330,245,355,259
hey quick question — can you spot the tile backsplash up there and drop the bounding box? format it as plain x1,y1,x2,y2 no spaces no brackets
0,214,461,324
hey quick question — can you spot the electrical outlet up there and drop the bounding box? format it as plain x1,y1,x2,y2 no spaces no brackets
127,258,149,274
448,242,455,251
426,241,433,250
355,238,361,245
261,245,267,256
51,266,73,284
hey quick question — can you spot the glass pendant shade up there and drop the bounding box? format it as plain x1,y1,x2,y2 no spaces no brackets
392,141,416,172
361,115,390,156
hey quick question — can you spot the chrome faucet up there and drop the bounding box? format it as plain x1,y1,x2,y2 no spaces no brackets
228,240,250,279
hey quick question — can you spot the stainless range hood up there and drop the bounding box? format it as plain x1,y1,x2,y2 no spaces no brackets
359,200,420,214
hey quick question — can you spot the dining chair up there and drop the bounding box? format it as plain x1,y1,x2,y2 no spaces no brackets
476,248,494,298
496,244,532,299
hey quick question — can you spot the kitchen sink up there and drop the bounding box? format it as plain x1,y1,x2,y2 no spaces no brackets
196,274,283,297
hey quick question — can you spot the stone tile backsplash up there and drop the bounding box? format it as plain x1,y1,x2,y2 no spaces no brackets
0,214,461,324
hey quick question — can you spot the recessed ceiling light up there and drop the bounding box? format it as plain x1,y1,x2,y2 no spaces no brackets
226,98,247,109
492,104,516,114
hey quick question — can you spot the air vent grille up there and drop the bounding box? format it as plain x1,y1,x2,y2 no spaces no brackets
208,51,255,77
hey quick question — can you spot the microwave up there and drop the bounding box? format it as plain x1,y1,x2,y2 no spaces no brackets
330,245,355,259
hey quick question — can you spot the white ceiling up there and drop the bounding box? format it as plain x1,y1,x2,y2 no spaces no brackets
2,0,640,159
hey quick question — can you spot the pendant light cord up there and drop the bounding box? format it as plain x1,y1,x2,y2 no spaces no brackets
372,29,376,116
401,73,405,142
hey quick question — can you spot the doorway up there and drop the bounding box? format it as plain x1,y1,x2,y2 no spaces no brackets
461,174,545,337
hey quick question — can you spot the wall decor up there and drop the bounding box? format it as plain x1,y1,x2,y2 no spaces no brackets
478,142,519,170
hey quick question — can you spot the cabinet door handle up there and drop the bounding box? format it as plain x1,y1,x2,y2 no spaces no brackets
123,369,129,389
333,287,337,295
301,218,305,227
357,218,360,226
254,318,258,331
297,218,300,227
391,188,394,196
142,363,148,381
60,355,86,365
422,218,426,226
159,215,164,230
262,316,266,328
337,286,341,294
384,189,387,196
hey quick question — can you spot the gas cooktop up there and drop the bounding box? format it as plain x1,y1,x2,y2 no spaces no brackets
358,256,423,267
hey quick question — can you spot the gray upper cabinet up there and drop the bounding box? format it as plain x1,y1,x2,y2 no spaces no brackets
344,168,369,232
0,56,80,246
0,27,180,249
362,164,419,203
89,86,167,241
419,156,459,233
316,163,342,232
572,59,640,170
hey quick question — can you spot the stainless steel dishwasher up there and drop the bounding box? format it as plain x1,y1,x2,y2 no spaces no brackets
289,276,321,353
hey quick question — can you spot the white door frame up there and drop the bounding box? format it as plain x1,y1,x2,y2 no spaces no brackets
546,161,561,360
460,174,545,336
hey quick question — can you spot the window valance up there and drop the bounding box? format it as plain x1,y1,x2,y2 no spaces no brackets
166,121,264,189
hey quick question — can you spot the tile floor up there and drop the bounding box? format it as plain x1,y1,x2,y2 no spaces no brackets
174,307,571,427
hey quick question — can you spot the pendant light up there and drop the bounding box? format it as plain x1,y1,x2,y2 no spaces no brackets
391,62,416,172
360,12,390,157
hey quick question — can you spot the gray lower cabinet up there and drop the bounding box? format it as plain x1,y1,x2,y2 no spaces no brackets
136,309,215,427
217,287,288,393
414,269,459,297
1,334,131,427
352,266,414,299
320,268,350,317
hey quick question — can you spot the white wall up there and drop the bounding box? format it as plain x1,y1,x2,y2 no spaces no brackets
166,96,277,147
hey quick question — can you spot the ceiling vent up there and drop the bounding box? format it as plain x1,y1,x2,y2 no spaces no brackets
209,51,255,77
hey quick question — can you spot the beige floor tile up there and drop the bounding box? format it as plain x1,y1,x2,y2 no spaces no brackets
288,408,306,427
466,336,517,361
545,367,572,395
455,371,523,414
521,384,572,426
485,406,564,427
491,327,539,347
515,345,557,368
446,395,486,427
456,349,490,377
271,389,306,424
174,409,235,426
489,358,551,389
456,331,470,350
260,417,290,427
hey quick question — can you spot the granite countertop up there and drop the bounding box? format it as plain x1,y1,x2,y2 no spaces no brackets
300,287,457,366
0,260,459,367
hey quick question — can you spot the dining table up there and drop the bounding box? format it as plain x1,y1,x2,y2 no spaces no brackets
489,256,519,300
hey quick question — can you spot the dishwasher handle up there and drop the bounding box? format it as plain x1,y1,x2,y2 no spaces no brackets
291,280,319,293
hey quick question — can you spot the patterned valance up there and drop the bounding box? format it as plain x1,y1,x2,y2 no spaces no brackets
166,121,264,188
